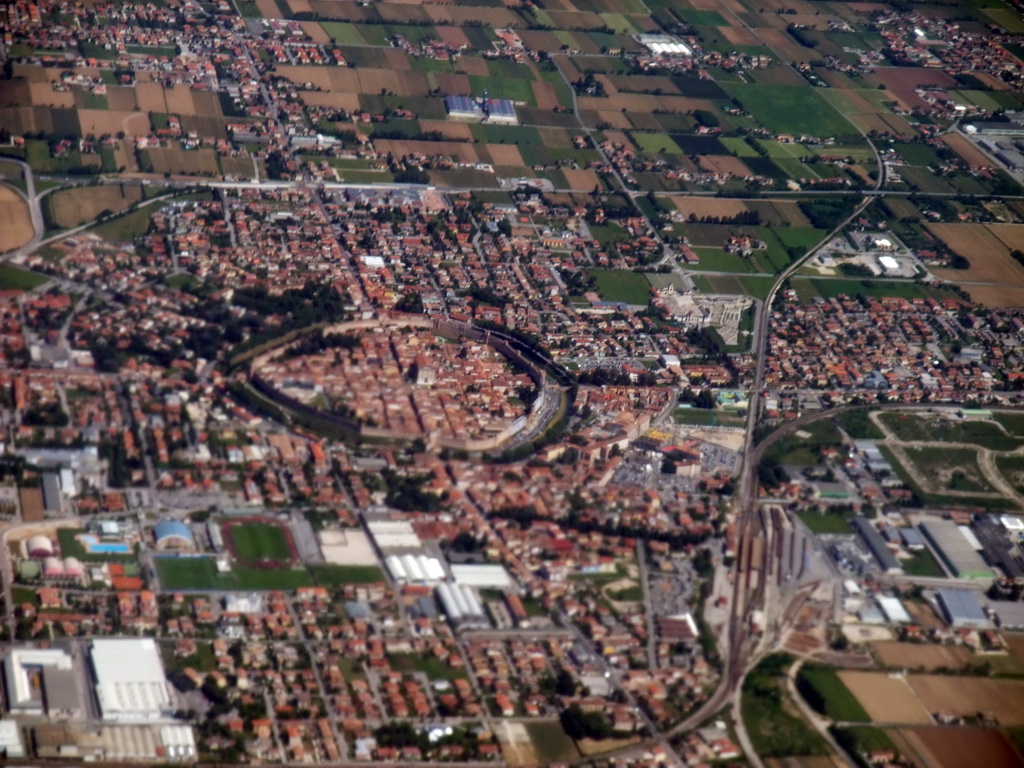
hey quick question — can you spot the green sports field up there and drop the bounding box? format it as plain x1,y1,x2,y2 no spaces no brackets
228,522,293,562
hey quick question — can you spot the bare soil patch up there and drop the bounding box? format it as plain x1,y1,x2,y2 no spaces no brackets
561,168,601,191
135,82,167,113
899,727,1024,768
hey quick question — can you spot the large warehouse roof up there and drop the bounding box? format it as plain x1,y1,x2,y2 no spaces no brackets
451,563,515,590
851,517,901,574
91,639,173,722
918,520,991,579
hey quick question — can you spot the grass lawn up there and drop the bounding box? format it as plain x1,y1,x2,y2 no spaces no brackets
673,407,746,427
310,564,385,585
901,548,944,577
904,446,992,493
797,665,870,722
155,556,233,590
690,247,763,273
90,206,155,244
389,653,468,681
587,269,653,304
233,565,311,589
227,521,293,562
797,510,854,534
525,721,579,763
724,83,858,138
997,454,1024,493
155,555,312,590
165,273,196,290
833,726,895,757
161,640,217,673
11,586,37,606
834,410,884,440
607,584,643,601
880,413,1024,451
0,265,48,291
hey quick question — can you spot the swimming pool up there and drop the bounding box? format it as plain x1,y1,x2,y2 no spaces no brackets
78,534,130,554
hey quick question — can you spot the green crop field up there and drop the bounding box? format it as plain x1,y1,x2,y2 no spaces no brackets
587,269,653,304
321,21,366,45
797,665,871,722
228,522,293,562
633,132,683,154
725,84,858,138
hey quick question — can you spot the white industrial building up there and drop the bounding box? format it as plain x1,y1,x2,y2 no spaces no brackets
0,720,24,758
90,639,174,722
450,563,515,590
365,518,423,550
635,34,692,55
436,582,489,630
3,647,76,716
386,553,446,583
876,595,911,624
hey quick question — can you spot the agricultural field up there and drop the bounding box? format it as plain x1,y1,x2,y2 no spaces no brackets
871,642,975,672
796,665,871,722
929,224,1024,307
723,84,858,138
48,184,143,228
908,676,1024,726
836,671,934,725
0,186,33,252
889,728,1024,768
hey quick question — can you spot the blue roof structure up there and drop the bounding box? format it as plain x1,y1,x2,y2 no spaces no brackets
445,95,478,114
485,98,515,117
154,519,193,545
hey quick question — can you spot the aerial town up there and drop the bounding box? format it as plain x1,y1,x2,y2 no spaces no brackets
1,0,1024,766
